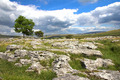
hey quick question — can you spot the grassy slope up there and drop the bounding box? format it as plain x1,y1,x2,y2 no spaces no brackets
0,29,120,80
0,59,56,80
46,29,120,39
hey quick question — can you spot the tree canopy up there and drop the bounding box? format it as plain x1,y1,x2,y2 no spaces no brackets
35,30,44,37
14,15,35,37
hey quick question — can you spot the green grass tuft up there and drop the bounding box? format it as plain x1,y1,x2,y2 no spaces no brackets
0,59,56,80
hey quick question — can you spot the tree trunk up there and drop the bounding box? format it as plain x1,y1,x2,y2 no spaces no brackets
23,34,25,38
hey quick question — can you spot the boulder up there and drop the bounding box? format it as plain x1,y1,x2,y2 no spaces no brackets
52,55,73,76
112,40,119,43
53,73,90,80
39,51,57,60
7,53,16,62
6,45,22,51
0,52,7,59
78,42,97,49
80,58,114,71
64,49,102,56
26,62,44,74
28,51,56,61
31,41,42,45
14,50,28,58
90,70,120,80
0,52,16,62
20,59,31,65
15,63,22,67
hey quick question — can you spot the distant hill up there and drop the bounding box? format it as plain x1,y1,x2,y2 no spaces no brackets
45,29,120,39
0,34,19,38
83,31,106,34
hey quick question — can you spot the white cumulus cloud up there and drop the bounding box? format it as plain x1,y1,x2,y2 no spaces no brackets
0,0,120,35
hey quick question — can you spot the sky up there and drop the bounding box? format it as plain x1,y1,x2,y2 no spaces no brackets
0,0,120,35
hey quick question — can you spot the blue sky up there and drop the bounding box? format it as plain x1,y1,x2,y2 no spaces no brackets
0,0,120,35
10,0,118,13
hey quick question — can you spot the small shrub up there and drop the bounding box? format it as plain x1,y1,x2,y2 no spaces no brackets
66,35,73,39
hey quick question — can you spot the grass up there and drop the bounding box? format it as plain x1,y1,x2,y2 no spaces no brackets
46,29,120,39
0,44,7,52
69,54,86,71
51,51,67,55
0,59,57,80
96,39,120,70
40,59,54,68
73,73,87,78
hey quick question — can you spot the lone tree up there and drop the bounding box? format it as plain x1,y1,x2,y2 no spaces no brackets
14,15,35,37
35,30,44,37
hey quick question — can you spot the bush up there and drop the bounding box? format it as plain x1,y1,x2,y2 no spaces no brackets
66,34,73,39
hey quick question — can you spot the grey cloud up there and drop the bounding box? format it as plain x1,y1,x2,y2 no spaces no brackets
0,0,120,35
35,16,73,34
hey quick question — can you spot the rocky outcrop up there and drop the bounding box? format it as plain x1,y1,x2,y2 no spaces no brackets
80,58,114,71
52,55,73,76
26,62,44,74
0,52,7,60
64,49,102,56
53,73,90,80
14,50,28,58
90,70,120,80
20,59,31,65
112,40,119,43
83,36,120,41
28,51,56,61
6,45,23,51
0,52,17,62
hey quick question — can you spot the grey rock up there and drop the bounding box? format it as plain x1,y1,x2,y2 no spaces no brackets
78,42,97,49
53,74,90,80
7,53,16,62
112,40,119,43
90,70,120,80
64,49,102,56
14,50,28,58
28,51,56,61
15,63,22,67
20,59,31,65
0,52,7,59
80,58,114,71
52,55,73,76
39,51,57,60
30,41,42,46
6,45,22,51
26,62,44,74
0,52,16,62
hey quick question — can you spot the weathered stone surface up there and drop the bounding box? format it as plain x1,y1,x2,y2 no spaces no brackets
15,63,22,67
112,40,119,43
14,50,28,58
0,52,17,62
30,41,42,46
52,55,73,76
20,59,31,65
28,51,56,61
53,74,90,80
81,58,114,71
83,36,120,41
26,62,44,74
6,45,22,51
52,41,79,48
78,42,97,49
7,53,16,62
90,70,120,80
39,51,57,60
64,49,102,56
0,52,7,59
